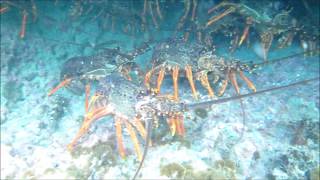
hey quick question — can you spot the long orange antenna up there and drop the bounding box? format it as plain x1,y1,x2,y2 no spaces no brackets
48,78,72,96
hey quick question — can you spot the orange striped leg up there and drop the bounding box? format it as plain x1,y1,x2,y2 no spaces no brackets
172,66,180,101
179,115,185,136
125,120,142,161
239,25,250,46
121,67,132,81
144,70,153,89
199,73,214,97
218,79,229,96
67,107,112,151
174,117,182,136
156,67,165,94
115,117,126,158
239,71,256,92
229,70,240,94
133,118,147,140
87,94,101,111
206,7,235,27
85,84,90,113
48,78,72,96
185,65,198,99
167,117,176,136
19,10,28,39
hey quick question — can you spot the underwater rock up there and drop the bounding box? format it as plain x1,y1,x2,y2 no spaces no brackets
2,80,23,103
272,168,288,179
194,108,208,119
48,95,70,130
24,72,37,81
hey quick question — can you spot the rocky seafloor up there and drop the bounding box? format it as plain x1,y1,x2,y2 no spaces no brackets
1,3,319,180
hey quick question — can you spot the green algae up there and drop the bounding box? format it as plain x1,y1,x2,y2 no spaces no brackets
67,165,90,179
160,160,237,180
310,166,320,180
71,141,116,164
68,141,118,178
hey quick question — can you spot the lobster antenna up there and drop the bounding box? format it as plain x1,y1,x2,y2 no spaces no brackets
186,77,320,110
255,49,319,66
132,117,153,180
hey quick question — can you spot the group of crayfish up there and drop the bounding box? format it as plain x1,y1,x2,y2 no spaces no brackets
47,36,318,178
1,0,319,59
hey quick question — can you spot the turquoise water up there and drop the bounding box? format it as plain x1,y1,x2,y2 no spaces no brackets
1,1,319,179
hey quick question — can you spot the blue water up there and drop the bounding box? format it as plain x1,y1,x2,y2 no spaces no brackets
1,1,319,179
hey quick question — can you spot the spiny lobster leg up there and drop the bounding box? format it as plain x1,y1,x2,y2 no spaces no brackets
191,0,198,21
133,118,147,141
125,120,142,161
155,0,163,20
239,71,256,92
87,93,101,110
168,114,185,136
218,71,229,96
148,1,159,29
167,117,176,136
85,84,90,113
199,72,215,97
177,0,191,30
197,31,202,43
207,2,231,14
121,67,132,81
144,69,153,90
156,67,165,94
48,78,72,96
185,65,198,99
172,66,180,101
115,117,126,159
239,26,250,46
0,6,9,14
141,0,148,31
175,116,182,136
19,10,28,39
239,26,249,46
179,115,185,136
30,0,37,22
239,17,252,46
67,107,112,151
260,31,274,62
206,7,235,27
229,70,240,95
184,31,190,42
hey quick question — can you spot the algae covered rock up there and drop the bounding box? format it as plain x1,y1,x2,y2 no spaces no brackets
160,160,237,180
